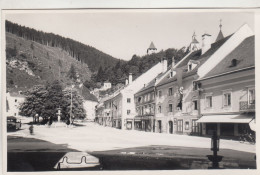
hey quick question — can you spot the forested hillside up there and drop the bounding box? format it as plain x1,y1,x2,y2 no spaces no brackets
86,48,188,89
6,32,92,89
6,20,188,92
6,20,120,72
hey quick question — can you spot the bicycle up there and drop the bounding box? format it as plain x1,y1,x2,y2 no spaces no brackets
239,133,255,144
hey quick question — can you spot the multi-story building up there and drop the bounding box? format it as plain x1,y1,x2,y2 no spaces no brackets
195,35,255,137
154,23,253,135
97,60,168,130
134,59,168,132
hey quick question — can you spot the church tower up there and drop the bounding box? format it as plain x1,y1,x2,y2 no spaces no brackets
189,32,200,51
147,41,157,54
215,19,224,42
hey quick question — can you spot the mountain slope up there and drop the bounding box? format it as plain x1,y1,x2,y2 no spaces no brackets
6,32,91,89
6,20,120,72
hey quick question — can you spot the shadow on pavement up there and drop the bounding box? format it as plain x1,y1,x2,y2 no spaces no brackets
90,145,256,170
7,137,256,171
8,136,79,171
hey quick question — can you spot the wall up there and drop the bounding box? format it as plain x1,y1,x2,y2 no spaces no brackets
83,100,98,121
200,69,255,114
6,93,25,117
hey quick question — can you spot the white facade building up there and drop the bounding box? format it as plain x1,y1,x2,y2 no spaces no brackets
6,92,25,117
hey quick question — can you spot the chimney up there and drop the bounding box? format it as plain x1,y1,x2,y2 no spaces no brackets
201,33,212,55
129,73,133,84
161,58,167,73
125,79,128,85
172,56,175,69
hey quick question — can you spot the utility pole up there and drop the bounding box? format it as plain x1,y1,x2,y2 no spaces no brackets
70,85,74,125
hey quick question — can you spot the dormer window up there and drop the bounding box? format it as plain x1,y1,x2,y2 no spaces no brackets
188,64,192,71
230,59,238,67
170,71,173,78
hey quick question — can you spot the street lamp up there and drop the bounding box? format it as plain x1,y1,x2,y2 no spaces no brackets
207,131,223,169
211,131,219,152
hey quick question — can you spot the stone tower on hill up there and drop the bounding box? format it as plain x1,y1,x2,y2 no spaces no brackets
147,41,157,54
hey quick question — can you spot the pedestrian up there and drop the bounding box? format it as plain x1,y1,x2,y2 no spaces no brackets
29,125,34,135
66,117,70,127
49,116,53,126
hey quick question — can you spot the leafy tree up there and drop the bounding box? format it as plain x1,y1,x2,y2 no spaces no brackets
19,81,86,123
19,85,48,121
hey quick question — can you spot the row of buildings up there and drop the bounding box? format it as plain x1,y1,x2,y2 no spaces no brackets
96,23,256,137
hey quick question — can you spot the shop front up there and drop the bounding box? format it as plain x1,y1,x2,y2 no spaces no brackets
134,116,154,132
197,114,254,137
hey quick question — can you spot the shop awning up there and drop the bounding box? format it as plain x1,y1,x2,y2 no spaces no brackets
196,114,254,123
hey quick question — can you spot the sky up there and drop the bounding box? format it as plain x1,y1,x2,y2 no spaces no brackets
5,10,254,61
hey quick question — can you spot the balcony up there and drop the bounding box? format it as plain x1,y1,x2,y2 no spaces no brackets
239,101,255,111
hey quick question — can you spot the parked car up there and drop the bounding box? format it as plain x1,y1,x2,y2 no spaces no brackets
7,116,21,130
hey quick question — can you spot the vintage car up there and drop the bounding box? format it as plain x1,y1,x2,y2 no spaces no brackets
7,116,21,130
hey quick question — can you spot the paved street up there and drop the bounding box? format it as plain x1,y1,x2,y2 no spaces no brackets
7,121,256,171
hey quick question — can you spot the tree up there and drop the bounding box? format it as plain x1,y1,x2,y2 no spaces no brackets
96,66,104,82
19,81,86,124
62,87,86,120
67,64,77,80
30,42,34,59
19,85,48,121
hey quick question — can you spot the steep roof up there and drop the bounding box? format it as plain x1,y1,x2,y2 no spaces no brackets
216,30,224,42
80,85,98,102
136,72,166,95
157,34,232,87
204,35,254,78
148,42,157,50
191,37,199,44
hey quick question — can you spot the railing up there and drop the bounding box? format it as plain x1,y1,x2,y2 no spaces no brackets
239,101,255,111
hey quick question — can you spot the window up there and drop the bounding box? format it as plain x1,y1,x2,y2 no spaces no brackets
168,104,173,112
158,106,162,113
193,82,198,90
188,64,192,71
168,88,173,96
138,97,141,102
192,119,199,133
127,110,131,115
185,121,189,130
193,100,198,110
127,98,131,103
15,99,17,102
248,88,255,104
151,92,155,100
147,94,150,101
158,91,162,98
170,71,173,78
223,92,231,107
206,96,212,108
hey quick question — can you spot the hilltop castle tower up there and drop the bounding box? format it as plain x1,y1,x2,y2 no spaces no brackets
147,41,157,54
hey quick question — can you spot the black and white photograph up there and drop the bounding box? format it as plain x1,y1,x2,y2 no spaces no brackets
1,3,259,174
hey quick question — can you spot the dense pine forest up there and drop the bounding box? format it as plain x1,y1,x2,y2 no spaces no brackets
6,20,119,72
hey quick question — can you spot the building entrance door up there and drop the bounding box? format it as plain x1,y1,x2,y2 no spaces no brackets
169,121,173,134
177,119,183,133
158,120,162,133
